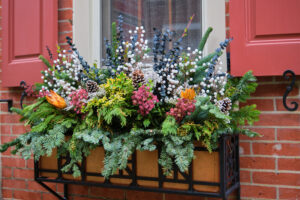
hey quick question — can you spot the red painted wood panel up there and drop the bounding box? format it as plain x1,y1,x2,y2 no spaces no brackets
2,0,58,87
230,0,300,76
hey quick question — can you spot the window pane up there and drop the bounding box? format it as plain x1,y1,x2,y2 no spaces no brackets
103,0,202,51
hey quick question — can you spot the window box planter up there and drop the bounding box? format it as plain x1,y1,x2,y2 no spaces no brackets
35,134,240,200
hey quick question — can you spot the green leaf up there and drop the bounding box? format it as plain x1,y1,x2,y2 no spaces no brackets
143,119,151,128
161,116,178,135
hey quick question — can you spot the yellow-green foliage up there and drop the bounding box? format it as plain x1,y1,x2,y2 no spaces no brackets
82,73,135,130
178,120,218,152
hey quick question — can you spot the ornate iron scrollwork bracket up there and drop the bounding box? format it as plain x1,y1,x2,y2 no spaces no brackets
283,70,298,111
20,81,28,109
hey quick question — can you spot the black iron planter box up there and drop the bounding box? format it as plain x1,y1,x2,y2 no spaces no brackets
34,134,240,200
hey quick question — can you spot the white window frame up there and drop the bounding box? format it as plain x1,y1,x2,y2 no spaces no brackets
73,0,227,71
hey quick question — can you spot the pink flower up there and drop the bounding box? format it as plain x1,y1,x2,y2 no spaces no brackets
167,98,196,123
132,85,159,116
69,89,89,114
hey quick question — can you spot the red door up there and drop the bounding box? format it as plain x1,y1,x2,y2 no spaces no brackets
230,0,300,76
2,0,58,87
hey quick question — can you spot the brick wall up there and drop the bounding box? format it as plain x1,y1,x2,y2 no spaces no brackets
1,0,300,199
225,0,300,199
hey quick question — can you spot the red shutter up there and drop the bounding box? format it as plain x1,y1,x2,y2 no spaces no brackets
2,0,58,87
230,0,300,76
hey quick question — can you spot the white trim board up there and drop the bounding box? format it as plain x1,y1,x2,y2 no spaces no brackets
73,0,101,65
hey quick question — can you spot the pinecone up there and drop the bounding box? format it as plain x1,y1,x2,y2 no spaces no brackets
132,70,145,89
216,97,232,114
86,80,99,93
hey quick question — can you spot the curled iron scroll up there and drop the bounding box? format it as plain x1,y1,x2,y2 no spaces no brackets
20,81,27,109
283,70,298,111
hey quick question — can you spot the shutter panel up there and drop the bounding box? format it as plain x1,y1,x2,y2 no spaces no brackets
230,0,300,76
2,0,58,87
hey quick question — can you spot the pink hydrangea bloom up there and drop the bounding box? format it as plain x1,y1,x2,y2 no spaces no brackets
69,89,89,114
167,98,196,123
132,85,158,116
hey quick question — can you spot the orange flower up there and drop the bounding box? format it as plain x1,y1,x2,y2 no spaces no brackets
180,88,196,100
46,90,67,109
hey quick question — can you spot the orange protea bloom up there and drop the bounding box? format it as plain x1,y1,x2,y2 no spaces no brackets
180,88,196,100
46,90,67,109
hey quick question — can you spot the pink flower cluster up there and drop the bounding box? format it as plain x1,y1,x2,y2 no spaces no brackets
69,89,89,114
37,88,50,98
25,85,36,97
132,85,158,116
167,98,196,123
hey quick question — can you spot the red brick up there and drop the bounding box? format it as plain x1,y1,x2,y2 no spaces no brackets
1,102,21,112
59,44,71,51
240,99,274,111
0,91,22,100
127,190,163,200
13,168,34,179
279,188,300,199
0,124,11,134
59,0,72,8
72,197,97,200
253,113,300,126
277,128,300,141
253,84,298,97
257,76,274,82
26,159,35,169
225,1,229,14
241,185,276,199
14,190,42,200
226,29,230,39
278,158,300,171
1,135,17,143
2,167,12,178
58,9,73,20
56,183,64,193
89,187,125,199
2,157,26,168
59,21,72,32
240,128,275,141
165,193,206,200
42,193,58,200
226,16,229,27
276,98,300,111
252,143,300,156
240,170,251,183
27,180,56,192
68,184,89,196
2,179,26,189
0,114,22,123
12,124,28,135
239,142,250,155
275,75,300,82
2,189,13,198
253,172,300,186
240,157,275,169
59,32,73,43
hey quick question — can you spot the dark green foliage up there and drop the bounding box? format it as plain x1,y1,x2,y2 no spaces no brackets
227,71,258,104
230,104,260,137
